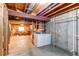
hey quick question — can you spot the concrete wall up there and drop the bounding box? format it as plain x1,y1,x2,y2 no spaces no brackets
45,9,79,55
77,9,79,55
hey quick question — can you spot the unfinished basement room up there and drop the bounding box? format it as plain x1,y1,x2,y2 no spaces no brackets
0,3,79,56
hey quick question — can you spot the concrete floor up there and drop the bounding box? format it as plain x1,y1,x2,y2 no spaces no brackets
8,35,71,56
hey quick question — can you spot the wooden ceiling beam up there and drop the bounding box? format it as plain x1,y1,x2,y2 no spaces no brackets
47,3,76,17
30,3,51,16
36,3,52,16
49,3,79,18
38,3,58,16
15,3,26,12
9,20,32,25
42,3,64,16
6,3,16,10
8,9,50,21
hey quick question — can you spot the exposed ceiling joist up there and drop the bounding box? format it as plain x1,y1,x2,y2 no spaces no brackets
9,20,32,25
38,3,58,16
8,9,50,21
49,3,79,18
6,3,16,10
37,3,53,15
15,3,26,12
43,3,65,16
30,3,51,16
47,3,76,17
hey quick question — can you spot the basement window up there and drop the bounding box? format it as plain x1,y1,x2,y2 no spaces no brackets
18,26,25,32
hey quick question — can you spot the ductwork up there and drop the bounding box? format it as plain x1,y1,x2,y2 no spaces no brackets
26,3,37,14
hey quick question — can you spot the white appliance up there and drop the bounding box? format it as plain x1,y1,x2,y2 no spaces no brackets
34,34,51,47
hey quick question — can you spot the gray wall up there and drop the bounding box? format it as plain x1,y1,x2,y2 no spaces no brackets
45,9,79,55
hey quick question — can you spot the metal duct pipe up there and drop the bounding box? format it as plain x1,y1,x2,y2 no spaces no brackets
28,3,36,10
27,3,37,13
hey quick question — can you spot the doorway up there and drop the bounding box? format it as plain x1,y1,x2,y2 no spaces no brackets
8,21,33,55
